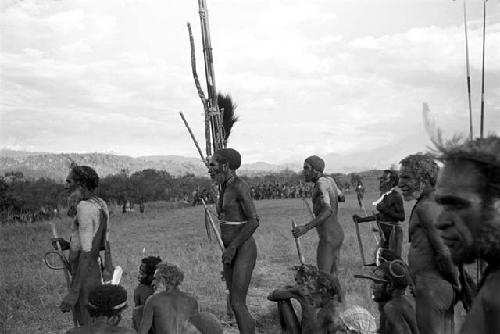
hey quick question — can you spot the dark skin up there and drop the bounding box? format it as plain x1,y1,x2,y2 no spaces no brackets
208,155,259,334
399,165,458,334
435,160,500,334
371,280,419,334
293,162,344,278
138,279,199,334
66,317,136,334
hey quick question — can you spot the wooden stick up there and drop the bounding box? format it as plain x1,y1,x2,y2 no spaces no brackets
291,219,305,265
179,112,207,166
201,199,224,252
49,222,77,326
187,22,212,157
353,218,367,266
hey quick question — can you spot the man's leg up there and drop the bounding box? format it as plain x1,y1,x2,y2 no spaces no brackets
277,300,301,334
415,274,455,334
229,237,257,334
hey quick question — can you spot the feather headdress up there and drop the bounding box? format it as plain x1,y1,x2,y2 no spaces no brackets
217,93,239,142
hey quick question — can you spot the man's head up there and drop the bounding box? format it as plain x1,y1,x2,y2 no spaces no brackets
66,165,99,199
379,169,398,193
292,265,341,307
357,260,410,303
153,262,184,292
303,155,325,183
86,284,128,325
138,256,162,285
434,135,500,265
398,154,439,201
208,148,241,184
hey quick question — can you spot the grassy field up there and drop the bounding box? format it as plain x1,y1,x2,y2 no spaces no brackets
1,185,416,334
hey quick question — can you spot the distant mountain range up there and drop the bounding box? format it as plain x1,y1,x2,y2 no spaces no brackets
0,149,304,181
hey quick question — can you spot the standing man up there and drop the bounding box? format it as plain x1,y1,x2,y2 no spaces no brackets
353,169,405,257
399,154,458,334
54,165,111,325
208,148,259,334
434,135,500,334
292,155,344,280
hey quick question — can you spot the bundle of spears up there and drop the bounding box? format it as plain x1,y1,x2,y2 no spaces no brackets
179,0,238,246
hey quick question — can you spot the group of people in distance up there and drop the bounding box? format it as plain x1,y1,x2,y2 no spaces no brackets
53,133,500,334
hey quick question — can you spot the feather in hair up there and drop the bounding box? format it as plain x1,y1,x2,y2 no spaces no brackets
217,93,239,141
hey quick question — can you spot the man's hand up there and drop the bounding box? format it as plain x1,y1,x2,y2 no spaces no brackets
222,246,237,265
51,238,70,251
352,214,360,223
59,301,72,313
292,225,308,238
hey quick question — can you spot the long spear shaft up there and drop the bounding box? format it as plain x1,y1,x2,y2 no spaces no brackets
463,0,474,140
480,0,487,138
179,112,207,166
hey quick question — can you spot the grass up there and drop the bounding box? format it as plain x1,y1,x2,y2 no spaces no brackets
1,185,417,334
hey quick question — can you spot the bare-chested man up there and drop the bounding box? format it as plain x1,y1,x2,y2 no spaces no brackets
208,148,259,334
292,156,344,280
357,257,419,334
267,265,345,334
66,284,135,334
399,154,458,334
133,256,162,331
434,135,500,334
54,165,111,325
138,263,198,334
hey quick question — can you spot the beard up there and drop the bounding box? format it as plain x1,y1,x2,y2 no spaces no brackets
477,208,500,264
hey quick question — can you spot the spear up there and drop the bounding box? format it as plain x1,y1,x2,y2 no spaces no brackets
479,0,487,138
463,0,474,140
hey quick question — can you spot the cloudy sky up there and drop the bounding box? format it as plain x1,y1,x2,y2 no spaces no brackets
1,0,499,171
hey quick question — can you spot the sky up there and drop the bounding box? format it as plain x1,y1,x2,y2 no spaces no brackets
0,0,499,172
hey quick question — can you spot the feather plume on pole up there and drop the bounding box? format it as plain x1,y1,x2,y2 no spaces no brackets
217,93,239,145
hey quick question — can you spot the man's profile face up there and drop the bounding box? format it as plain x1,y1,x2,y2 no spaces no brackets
138,264,149,284
371,280,390,302
65,171,78,193
208,156,226,184
302,162,315,182
379,172,392,192
435,161,487,264
398,165,420,201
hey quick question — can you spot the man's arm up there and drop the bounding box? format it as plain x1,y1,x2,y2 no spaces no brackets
418,203,458,287
138,298,154,334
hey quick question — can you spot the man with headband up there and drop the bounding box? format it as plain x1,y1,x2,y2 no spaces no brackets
53,165,111,325
66,284,135,334
208,148,259,334
292,155,344,281
356,253,419,334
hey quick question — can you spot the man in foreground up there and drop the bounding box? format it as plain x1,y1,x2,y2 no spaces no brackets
66,284,135,334
208,148,259,334
138,263,199,334
356,257,419,334
292,155,344,281
434,135,500,334
399,154,458,334
54,165,111,325
133,256,162,331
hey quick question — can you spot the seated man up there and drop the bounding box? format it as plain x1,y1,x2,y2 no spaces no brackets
66,284,136,334
268,265,376,334
133,256,162,331
356,258,419,334
138,263,223,334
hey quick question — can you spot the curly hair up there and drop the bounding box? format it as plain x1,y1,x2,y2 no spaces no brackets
70,165,99,190
154,263,184,288
141,256,162,276
293,265,341,300
86,284,128,318
433,135,500,198
400,154,439,187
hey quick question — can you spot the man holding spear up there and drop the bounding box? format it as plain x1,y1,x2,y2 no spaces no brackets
208,148,259,334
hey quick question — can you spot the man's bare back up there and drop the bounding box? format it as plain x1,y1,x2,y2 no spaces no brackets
67,322,136,334
138,290,198,334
